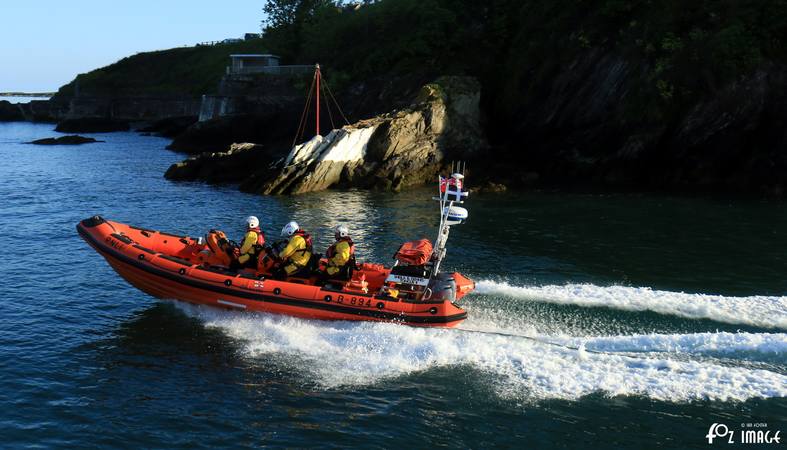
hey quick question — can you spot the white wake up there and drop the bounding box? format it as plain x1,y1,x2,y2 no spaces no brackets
475,280,787,329
551,331,787,355
175,303,787,403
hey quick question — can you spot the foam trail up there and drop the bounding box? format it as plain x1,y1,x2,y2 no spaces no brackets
175,304,787,403
552,331,787,355
475,280,787,329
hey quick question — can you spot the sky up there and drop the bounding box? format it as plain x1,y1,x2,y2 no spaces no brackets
0,1,266,92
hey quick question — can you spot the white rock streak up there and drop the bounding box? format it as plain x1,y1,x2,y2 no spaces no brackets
283,126,377,167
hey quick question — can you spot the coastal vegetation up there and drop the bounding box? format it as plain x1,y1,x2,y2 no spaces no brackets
50,0,787,114
60,0,787,107
261,0,786,126
53,39,269,98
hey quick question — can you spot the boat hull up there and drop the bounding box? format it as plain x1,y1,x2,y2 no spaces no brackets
77,216,468,327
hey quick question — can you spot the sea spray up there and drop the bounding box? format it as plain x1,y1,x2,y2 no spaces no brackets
174,303,787,403
475,280,787,329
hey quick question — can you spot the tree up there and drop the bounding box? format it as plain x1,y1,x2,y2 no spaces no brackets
262,0,335,31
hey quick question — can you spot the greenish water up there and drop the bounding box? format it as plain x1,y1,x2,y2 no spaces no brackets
0,121,784,448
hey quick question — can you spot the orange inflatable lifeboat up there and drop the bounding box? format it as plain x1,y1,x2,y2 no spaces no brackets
77,170,475,327
77,217,474,327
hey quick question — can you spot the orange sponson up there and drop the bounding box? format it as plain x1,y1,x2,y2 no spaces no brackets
452,272,476,300
76,216,472,327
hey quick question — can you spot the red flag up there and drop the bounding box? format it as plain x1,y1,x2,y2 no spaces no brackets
440,177,462,193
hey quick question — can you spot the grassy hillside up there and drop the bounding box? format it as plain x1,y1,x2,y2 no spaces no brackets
54,39,269,98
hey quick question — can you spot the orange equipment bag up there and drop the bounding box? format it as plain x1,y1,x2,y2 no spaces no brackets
394,239,433,266
343,273,369,294
206,230,232,266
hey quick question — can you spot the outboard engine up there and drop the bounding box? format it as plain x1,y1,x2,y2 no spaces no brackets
426,272,457,302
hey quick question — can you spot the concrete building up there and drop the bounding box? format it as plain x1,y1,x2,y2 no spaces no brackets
228,54,280,74
200,55,314,122
226,54,313,76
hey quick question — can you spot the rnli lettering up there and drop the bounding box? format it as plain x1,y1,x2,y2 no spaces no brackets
335,295,372,307
386,274,430,286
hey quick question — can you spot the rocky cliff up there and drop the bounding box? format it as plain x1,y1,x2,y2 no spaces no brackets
164,142,279,183
0,101,23,121
1,91,201,130
491,48,787,195
166,76,487,194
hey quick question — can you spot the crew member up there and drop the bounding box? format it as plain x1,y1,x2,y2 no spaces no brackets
274,221,312,279
322,224,355,280
231,215,265,270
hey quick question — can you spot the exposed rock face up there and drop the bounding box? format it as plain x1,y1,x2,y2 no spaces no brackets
0,101,23,121
16,99,64,122
167,109,298,154
11,96,201,129
248,76,487,194
165,76,486,194
497,48,787,195
257,126,378,194
165,143,281,183
137,116,197,138
29,135,102,145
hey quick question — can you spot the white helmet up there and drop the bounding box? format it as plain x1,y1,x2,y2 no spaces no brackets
334,224,349,239
245,215,259,229
281,221,299,237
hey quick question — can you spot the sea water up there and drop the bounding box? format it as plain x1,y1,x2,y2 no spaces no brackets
0,122,784,448
0,96,51,104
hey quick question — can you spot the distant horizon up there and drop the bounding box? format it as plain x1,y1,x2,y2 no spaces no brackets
0,1,266,92
0,92,56,96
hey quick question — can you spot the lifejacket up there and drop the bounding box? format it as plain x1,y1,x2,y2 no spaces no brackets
238,227,266,265
326,237,355,259
326,237,356,277
283,230,312,270
241,227,265,254
293,230,312,254
249,226,266,248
